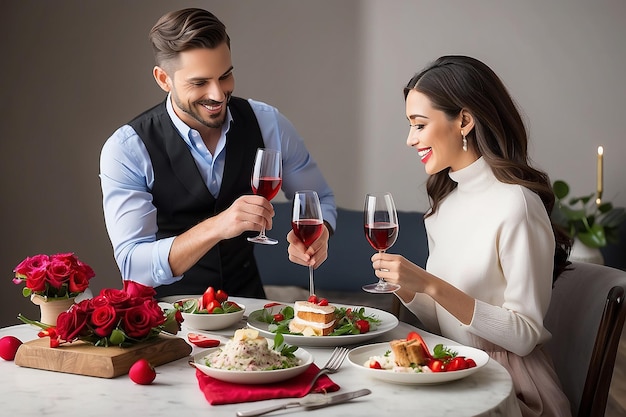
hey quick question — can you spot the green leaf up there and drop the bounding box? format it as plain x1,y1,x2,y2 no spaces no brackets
273,332,284,351
577,225,606,248
432,344,457,359
553,180,569,200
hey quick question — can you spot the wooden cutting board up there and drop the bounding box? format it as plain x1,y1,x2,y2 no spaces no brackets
14,334,192,378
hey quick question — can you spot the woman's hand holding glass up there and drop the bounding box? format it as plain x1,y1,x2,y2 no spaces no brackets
362,192,400,293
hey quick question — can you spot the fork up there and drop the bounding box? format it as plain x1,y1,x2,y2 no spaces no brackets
305,346,349,394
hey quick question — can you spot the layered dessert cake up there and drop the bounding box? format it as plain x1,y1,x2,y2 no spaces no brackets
389,338,428,367
288,300,337,336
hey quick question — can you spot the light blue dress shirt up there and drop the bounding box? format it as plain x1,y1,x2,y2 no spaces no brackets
100,95,337,288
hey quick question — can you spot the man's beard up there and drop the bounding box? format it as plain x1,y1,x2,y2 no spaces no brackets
173,93,231,129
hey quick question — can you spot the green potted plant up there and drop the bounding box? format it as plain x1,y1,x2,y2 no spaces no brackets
551,180,626,249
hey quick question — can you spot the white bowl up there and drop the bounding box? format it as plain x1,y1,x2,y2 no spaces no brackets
193,343,313,384
181,303,246,331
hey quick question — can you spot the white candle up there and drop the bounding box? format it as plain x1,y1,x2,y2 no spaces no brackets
596,146,603,205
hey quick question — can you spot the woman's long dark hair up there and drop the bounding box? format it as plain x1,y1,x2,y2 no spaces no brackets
404,56,571,281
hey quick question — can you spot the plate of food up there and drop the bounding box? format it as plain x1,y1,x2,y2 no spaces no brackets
347,332,489,385
246,297,399,347
192,328,313,384
166,286,247,331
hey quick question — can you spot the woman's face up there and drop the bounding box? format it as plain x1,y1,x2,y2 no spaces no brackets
405,89,475,174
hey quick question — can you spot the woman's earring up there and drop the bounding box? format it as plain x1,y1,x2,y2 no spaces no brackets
462,131,468,152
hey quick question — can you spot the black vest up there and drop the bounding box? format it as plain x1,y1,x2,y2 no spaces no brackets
129,97,266,298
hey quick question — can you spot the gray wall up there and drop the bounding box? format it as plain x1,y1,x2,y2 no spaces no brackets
2,0,625,327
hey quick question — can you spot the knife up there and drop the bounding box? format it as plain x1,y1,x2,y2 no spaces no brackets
235,388,372,417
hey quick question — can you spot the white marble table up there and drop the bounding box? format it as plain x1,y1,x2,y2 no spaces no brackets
0,297,522,417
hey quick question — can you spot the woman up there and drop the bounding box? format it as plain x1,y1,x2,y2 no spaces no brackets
373,56,572,417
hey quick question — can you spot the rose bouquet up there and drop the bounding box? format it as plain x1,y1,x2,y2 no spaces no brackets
13,252,95,299
19,281,183,348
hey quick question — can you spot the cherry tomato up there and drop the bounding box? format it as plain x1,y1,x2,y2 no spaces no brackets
428,359,445,372
368,360,382,369
445,356,468,371
215,289,228,303
264,302,282,308
355,319,370,334
187,333,221,348
273,313,285,322
307,294,318,303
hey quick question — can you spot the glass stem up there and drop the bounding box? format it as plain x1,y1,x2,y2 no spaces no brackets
378,250,386,287
309,265,315,295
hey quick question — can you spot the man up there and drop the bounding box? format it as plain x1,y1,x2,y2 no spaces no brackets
100,8,336,299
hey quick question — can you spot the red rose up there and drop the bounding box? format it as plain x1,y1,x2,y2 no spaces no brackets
143,299,166,328
123,303,156,339
69,270,90,294
90,303,118,337
13,254,49,277
75,258,95,280
123,281,156,300
14,254,50,292
100,288,131,307
25,267,48,293
56,304,89,341
47,256,73,289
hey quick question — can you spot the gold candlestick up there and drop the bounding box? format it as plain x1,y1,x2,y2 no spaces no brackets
596,145,603,205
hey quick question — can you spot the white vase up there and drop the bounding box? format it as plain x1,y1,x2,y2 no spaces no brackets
569,238,604,265
30,294,76,326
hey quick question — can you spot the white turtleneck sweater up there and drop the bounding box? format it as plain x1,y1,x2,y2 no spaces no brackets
404,157,554,356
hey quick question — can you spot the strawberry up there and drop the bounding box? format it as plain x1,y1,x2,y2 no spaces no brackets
0,336,22,361
128,358,156,385
215,289,228,303
307,294,318,304
317,298,329,306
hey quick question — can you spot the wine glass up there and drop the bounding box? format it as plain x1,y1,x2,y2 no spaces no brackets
247,148,282,245
362,192,400,293
291,190,324,296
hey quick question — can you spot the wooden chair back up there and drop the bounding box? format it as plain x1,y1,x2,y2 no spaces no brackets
544,261,626,417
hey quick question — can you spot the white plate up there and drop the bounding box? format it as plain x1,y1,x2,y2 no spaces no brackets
247,304,399,347
348,342,489,385
193,342,313,384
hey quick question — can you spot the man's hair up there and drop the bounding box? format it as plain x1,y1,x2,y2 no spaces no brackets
149,8,230,70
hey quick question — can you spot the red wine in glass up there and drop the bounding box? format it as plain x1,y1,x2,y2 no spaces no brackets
292,219,324,247
292,190,324,295
364,222,398,251
252,177,282,201
362,192,400,293
248,148,282,245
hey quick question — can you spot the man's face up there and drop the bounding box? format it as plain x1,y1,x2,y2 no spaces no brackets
163,42,235,131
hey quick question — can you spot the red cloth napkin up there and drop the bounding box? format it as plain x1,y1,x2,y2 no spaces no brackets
196,364,340,405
